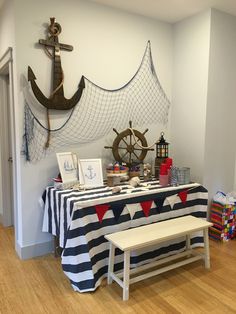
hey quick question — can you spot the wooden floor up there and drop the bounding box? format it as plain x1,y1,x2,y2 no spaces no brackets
0,225,236,314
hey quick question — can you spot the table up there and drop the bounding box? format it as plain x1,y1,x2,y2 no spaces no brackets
42,180,208,292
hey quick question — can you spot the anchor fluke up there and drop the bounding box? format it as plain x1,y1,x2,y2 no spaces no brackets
79,76,85,89
28,66,85,110
28,66,36,81
28,65,53,109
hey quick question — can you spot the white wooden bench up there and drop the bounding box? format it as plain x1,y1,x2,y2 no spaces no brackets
105,215,213,301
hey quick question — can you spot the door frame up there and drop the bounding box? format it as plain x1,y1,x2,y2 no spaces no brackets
0,47,18,231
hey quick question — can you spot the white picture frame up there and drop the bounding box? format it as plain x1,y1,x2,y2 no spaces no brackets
78,158,103,188
56,152,78,183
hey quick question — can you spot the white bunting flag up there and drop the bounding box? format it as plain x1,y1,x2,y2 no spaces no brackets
126,203,141,220
164,194,179,209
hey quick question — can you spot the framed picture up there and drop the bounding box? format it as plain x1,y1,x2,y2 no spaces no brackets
56,152,78,183
78,158,103,188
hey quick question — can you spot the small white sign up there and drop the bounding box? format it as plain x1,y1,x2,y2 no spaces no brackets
78,158,103,188
56,152,78,183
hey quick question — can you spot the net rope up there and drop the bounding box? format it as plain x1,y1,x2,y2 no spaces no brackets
23,41,170,162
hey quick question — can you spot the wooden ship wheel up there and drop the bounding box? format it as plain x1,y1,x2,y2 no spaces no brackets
105,121,154,167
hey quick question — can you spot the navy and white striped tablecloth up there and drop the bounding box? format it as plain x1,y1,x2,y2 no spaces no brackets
42,181,208,292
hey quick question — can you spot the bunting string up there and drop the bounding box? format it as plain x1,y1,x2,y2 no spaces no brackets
94,188,190,223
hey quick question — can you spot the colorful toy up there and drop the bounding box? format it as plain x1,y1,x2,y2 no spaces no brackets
209,201,236,241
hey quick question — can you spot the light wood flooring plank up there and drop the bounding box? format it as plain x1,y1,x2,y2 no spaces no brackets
0,225,236,314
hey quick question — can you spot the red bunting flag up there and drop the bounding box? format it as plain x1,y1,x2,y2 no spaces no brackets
95,204,110,223
140,200,153,217
178,190,188,204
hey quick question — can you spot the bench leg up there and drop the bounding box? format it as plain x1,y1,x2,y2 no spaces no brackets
186,234,191,257
203,228,210,269
123,250,130,301
107,243,115,284
186,234,191,250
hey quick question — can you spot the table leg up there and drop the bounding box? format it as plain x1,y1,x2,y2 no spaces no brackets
123,250,130,301
203,228,210,269
107,243,115,284
54,236,62,257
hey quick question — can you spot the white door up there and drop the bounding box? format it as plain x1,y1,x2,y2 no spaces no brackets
6,74,14,224
0,67,14,226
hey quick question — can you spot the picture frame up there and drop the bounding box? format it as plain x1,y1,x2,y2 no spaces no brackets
78,158,103,188
56,152,78,183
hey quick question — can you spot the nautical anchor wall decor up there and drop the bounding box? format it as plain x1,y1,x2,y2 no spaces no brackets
28,17,85,147
23,39,171,163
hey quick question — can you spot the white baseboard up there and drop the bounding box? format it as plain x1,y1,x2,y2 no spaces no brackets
15,239,54,260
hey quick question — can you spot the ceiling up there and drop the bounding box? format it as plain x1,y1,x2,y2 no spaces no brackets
1,0,236,23
88,0,236,23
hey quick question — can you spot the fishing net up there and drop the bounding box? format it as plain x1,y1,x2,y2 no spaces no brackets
23,41,170,162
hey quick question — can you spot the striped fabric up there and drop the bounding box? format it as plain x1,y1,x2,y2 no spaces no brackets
42,181,208,292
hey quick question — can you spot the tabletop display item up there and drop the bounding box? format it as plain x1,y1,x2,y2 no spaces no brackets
106,162,129,187
159,158,172,186
170,166,179,186
106,162,129,174
104,121,154,167
177,167,190,185
56,152,78,183
111,186,122,194
78,158,103,188
154,132,169,178
143,163,152,181
129,176,141,188
129,164,141,178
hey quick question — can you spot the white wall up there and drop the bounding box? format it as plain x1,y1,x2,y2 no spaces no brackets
0,0,15,57
13,0,173,255
171,10,211,183
204,9,236,199
172,8,236,201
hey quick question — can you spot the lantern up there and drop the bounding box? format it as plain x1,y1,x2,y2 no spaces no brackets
156,132,169,158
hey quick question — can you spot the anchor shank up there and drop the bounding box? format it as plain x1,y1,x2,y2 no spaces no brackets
53,49,64,96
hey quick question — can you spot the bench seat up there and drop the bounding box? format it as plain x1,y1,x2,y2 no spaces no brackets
105,215,213,301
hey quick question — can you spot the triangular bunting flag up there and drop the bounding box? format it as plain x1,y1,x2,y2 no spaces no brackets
165,194,179,209
154,197,165,212
126,203,140,220
140,200,153,217
178,190,188,204
111,203,126,221
95,204,110,223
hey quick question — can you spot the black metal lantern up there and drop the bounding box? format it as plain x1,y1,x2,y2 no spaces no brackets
156,132,169,158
